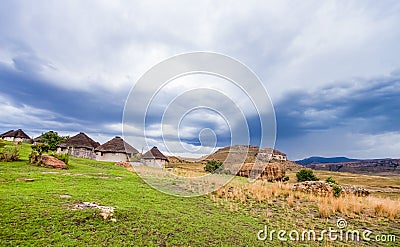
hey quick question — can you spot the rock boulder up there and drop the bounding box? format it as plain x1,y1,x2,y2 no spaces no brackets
41,155,67,169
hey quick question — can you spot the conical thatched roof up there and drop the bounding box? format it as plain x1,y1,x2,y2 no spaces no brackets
95,136,138,154
0,130,14,138
33,136,42,142
142,146,168,161
1,129,30,139
58,132,99,149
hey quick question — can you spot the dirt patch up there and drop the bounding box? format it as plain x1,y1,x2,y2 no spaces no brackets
41,171,60,174
115,162,131,168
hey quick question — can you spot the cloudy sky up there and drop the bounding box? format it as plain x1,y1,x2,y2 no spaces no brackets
1,1,400,160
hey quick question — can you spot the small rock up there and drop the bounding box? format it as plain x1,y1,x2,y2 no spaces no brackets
60,194,72,199
71,202,116,221
25,178,34,182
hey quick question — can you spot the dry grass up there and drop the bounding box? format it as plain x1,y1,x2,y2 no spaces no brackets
134,165,400,219
167,161,206,173
315,194,400,219
368,196,400,219
212,179,400,220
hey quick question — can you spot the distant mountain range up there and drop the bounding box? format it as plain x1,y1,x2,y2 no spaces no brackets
296,156,360,165
296,156,400,176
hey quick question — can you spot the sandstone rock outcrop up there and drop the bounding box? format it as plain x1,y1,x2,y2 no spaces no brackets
236,162,285,181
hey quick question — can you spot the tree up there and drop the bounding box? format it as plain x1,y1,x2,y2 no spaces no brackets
296,169,319,182
38,131,68,151
204,160,223,173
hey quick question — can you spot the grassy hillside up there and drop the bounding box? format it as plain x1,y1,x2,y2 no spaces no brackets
0,142,269,246
1,141,399,246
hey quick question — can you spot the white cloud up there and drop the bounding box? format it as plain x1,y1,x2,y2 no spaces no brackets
1,1,400,158
0,94,83,137
2,1,399,98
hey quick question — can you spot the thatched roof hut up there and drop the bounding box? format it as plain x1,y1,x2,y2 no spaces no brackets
95,136,138,154
33,136,42,143
0,130,14,138
57,132,99,159
142,146,168,161
1,129,31,142
141,146,169,168
95,137,138,162
58,132,99,149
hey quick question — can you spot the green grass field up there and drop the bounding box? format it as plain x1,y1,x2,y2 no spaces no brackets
1,141,399,246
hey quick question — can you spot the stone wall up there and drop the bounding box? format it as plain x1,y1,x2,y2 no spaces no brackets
291,181,370,197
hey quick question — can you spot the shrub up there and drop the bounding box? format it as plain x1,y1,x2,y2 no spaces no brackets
325,177,336,184
204,160,223,173
50,153,69,164
29,143,50,166
332,184,342,198
0,145,20,162
29,150,40,165
31,143,50,154
296,169,319,182
282,175,289,182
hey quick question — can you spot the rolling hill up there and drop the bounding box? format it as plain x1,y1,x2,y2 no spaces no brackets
296,156,359,165
298,157,400,176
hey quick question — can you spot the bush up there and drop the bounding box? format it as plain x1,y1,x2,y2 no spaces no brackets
0,145,20,162
332,184,342,198
50,153,69,164
204,160,223,173
37,131,69,151
29,150,40,165
282,175,289,182
31,143,50,154
296,169,319,182
325,177,336,184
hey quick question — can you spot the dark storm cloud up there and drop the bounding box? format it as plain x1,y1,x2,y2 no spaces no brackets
0,58,125,132
275,73,400,139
